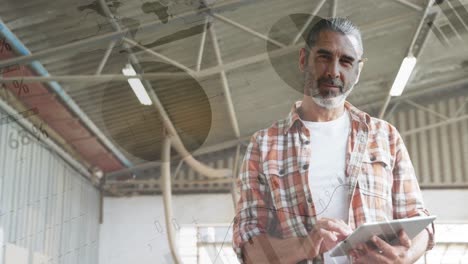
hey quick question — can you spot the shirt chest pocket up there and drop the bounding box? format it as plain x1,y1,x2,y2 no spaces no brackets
358,150,393,201
264,161,306,210
264,160,309,237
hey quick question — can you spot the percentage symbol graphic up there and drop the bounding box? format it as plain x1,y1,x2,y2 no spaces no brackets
8,132,19,149
18,130,31,146
13,80,29,96
0,38,12,53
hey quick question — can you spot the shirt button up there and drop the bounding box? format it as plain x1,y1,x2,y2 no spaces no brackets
307,197,312,203
304,140,310,145
279,169,285,175
302,164,309,170
257,176,264,184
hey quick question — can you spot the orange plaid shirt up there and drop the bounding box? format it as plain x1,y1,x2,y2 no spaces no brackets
232,101,435,263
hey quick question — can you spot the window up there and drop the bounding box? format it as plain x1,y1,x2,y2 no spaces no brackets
178,224,238,264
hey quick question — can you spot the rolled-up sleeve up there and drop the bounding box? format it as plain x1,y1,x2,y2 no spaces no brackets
391,129,435,250
232,133,273,263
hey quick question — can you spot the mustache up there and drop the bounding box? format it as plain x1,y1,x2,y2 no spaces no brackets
317,77,344,89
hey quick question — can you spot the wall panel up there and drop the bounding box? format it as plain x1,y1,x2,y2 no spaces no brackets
392,94,468,188
0,107,100,264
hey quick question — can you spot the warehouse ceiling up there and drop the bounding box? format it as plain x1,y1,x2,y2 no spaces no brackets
0,0,467,195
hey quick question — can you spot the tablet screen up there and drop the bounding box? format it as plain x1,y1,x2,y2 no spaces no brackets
329,216,436,257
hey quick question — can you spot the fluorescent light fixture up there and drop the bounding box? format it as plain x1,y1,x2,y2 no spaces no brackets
122,64,153,105
390,56,417,96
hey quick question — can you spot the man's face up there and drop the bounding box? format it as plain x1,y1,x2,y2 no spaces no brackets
299,30,363,109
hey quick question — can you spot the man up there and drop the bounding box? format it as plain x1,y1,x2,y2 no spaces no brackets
232,17,434,264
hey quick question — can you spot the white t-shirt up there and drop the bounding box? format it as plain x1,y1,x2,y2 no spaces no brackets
302,109,351,264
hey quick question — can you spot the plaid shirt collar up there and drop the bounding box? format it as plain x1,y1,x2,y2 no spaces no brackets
283,100,371,135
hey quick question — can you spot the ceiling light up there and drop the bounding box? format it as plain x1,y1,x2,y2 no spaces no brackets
390,56,417,96
122,64,153,105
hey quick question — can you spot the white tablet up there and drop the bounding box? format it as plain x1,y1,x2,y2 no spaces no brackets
329,215,436,257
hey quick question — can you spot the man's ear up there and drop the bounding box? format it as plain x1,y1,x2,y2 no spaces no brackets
299,48,307,72
354,60,365,85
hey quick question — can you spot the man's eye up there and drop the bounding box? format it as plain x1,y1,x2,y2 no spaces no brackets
341,59,353,66
318,55,331,60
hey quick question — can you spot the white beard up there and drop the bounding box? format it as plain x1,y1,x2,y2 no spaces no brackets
311,85,354,109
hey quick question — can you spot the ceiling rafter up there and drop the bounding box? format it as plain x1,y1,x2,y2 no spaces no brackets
209,19,241,138
454,97,468,117
330,0,338,17
211,13,286,48
361,76,468,111
98,0,233,181
95,40,116,75
196,17,210,72
378,0,436,118
123,37,196,75
291,0,327,45
393,0,424,11
401,113,468,136
0,0,263,69
404,99,450,120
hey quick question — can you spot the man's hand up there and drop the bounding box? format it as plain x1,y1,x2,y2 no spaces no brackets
303,218,352,259
349,229,413,264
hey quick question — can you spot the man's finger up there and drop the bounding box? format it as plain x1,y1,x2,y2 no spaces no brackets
357,243,389,264
353,243,367,257
371,235,395,257
318,219,352,236
348,249,359,260
319,228,338,242
325,218,353,233
398,229,412,248
373,252,389,263
366,247,389,264
351,244,369,263
338,219,346,224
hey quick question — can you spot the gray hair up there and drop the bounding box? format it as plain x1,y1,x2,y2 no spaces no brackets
304,17,363,57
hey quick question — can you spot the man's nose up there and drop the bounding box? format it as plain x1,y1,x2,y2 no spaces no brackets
327,59,340,79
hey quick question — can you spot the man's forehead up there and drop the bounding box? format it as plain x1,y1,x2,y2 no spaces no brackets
313,30,362,58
